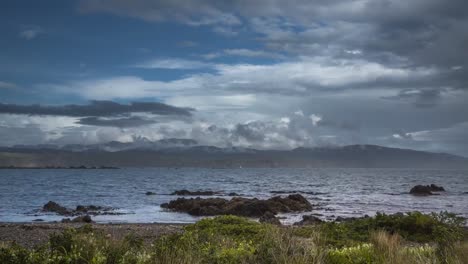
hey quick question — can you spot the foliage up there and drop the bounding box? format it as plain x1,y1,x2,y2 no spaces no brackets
294,211,466,247
0,214,466,264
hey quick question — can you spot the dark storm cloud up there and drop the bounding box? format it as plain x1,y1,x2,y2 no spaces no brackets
77,116,157,127
0,101,194,117
232,122,267,142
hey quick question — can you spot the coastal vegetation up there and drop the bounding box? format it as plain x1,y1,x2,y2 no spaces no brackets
1,212,466,264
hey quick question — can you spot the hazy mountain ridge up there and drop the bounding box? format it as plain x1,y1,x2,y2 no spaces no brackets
0,141,467,169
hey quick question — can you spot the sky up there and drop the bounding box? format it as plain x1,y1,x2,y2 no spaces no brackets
0,0,467,156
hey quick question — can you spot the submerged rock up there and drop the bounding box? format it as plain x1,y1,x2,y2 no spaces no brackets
171,189,220,196
259,212,281,225
410,184,445,196
294,215,323,225
161,194,313,217
145,191,157,196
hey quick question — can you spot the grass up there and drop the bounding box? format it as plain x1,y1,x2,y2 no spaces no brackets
0,212,466,264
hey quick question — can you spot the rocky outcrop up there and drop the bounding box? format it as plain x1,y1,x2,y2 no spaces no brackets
161,194,313,217
145,191,157,196
259,212,281,225
294,215,323,225
43,201,71,215
42,201,117,216
170,190,220,196
410,184,445,196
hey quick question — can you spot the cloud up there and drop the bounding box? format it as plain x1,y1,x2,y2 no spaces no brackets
78,0,241,26
0,124,46,146
134,58,213,69
382,89,445,108
19,25,44,40
58,58,436,103
77,116,158,127
386,122,468,157
0,81,16,89
0,101,194,117
203,49,284,59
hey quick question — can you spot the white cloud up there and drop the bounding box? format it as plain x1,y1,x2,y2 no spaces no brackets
51,57,437,108
310,114,322,126
203,49,284,60
19,25,44,40
134,58,212,69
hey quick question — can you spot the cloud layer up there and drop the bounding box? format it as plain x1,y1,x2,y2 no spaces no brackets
0,101,194,117
1,0,467,156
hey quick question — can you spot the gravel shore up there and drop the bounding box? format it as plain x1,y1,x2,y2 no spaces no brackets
0,223,185,248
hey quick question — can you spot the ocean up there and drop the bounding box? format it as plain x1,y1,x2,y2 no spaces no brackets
0,168,466,224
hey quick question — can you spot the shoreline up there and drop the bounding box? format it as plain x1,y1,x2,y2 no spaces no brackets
0,222,185,248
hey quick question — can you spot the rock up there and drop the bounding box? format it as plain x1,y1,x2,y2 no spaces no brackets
227,192,240,196
32,219,44,222
161,194,312,217
43,202,114,216
410,184,445,196
270,190,318,195
76,205,103,212
171,189,219,196
259,212,281,225
294,215,323,225
145,191,157,196
335,216,357,222
72,215,93,223
430,184,445,192
43,201,71,215
61,218,71,223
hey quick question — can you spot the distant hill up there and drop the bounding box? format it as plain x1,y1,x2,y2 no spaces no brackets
0,142,467,169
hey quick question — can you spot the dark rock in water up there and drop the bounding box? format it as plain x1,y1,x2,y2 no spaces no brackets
171,189,219,196
145,191,157,196
294,215,323,225
430,184,445,192
76,205,104,212
32,219,44,222
75,205,114,215
227,192,240,196
410,184,445,196
161,194,312,217
61,218,71,223
43,201,71,215
259,212,281,225
43,202,115,216
270,190,320,195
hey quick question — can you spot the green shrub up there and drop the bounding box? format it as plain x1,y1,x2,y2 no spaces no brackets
0,214,465,264
314,212,465,247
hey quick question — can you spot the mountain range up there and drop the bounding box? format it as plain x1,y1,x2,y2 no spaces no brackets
1,139,467,169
